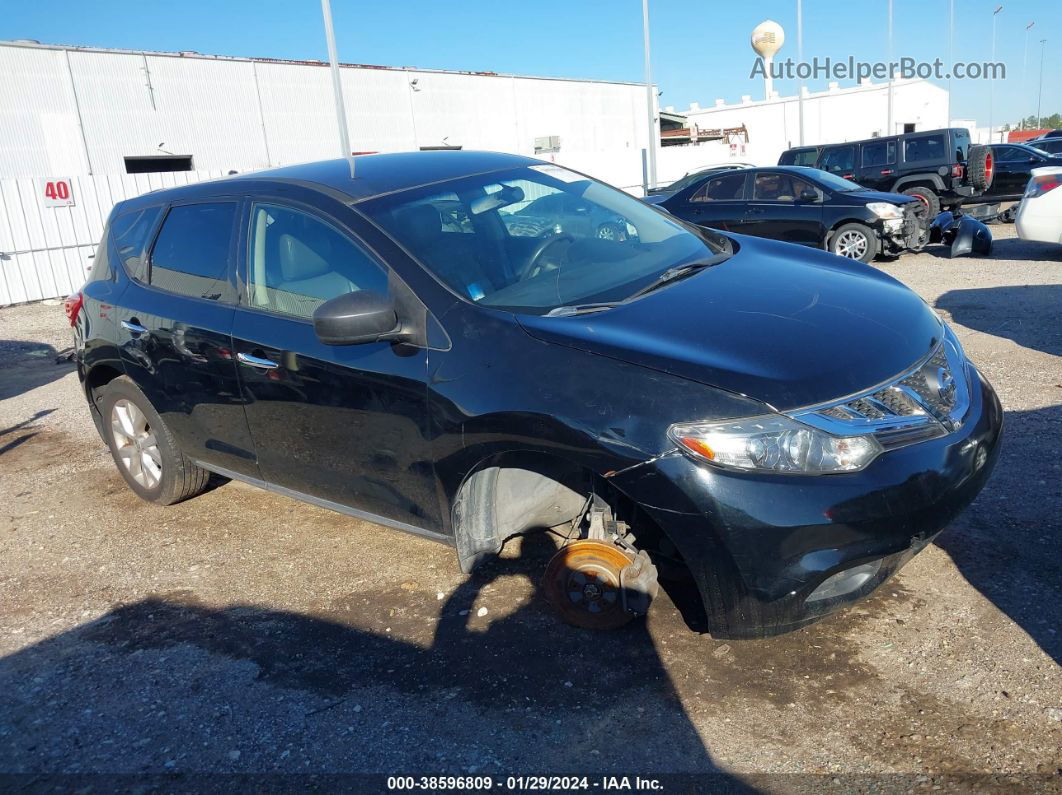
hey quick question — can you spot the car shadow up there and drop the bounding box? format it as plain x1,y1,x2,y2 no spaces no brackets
0,531,755,787
936,285,1062,357
0,340,74,401
921,236,1062,262
934,404,1062,664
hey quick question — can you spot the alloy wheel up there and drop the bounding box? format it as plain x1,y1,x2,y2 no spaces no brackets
835,230,869,259
110,398,162,489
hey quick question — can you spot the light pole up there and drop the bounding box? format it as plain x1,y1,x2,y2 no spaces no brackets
947,0,954,126
1022,22,1035,129
642,0,657,189
320,0,352,161
1037,39,1047,126
797,0,804,146
989,5,1002,143
886,0,893,136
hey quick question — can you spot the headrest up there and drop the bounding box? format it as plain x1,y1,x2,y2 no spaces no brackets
278,233,331,282
395,203,443,247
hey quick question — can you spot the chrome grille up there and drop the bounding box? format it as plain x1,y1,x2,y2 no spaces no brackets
789,332,971,450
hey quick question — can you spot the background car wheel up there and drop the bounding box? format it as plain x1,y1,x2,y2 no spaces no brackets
100,376,211,505
829,223,879,263
901,186,940,222
597,222,627,241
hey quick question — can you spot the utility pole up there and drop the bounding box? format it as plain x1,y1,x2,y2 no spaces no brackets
947,0,954,126
797,0,804,146
642,0,657,189
321,0,352,161
989,5,1003,142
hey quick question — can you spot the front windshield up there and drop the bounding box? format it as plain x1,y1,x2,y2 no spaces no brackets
1028,145,1051,157
800,168,866,192
361,164,730,313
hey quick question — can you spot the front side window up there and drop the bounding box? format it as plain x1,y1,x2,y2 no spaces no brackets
690,172,745,202
862,140,896,168
752,173,815,202
362,164,730,313
819,146,855,173
149,203,235,301
246,203,387,320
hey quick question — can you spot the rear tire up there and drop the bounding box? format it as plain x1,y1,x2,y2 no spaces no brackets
829,223,879,263
901,186,940,222
100,376,210,505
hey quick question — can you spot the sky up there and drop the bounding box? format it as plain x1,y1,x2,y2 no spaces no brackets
3,0,1059,127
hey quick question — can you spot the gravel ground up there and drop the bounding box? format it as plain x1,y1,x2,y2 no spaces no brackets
0,224,1059,791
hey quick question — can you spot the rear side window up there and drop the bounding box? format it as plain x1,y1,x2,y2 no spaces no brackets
862,140,896,167
111,206,163,281
690,172,745,202
792,149,820,167
904,134,946,163
819,146,855,173
149,203,236,301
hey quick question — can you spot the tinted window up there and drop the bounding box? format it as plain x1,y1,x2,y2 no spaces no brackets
862,140,897,167
246,203,387,320
149,203,235,301
1036,139,1062,154
819,146,855,173
752,173,816,202
111,206,163,281
691,172,745,202
904,134,946,163
993,146,1022,161
780,148,819,167
952,130,970,161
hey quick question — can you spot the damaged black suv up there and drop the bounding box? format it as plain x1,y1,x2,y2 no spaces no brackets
70,151,1002,638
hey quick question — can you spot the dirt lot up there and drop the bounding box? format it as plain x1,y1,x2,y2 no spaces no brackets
0,224,1059,790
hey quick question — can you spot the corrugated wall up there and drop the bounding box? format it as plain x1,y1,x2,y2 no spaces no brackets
0,43,652,177
0,170,225,305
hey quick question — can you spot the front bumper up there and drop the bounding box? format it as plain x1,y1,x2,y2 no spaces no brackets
879,211,925,254
612,364,1003,638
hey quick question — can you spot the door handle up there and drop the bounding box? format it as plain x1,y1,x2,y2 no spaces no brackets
121,320,148,335
237,352,279,370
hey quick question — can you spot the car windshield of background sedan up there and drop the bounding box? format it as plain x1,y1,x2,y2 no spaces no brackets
362,164,729,313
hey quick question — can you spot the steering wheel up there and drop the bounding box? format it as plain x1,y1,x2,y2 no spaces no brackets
518,234,574,281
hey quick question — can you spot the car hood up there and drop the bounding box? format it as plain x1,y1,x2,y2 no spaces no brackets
516,235,943,411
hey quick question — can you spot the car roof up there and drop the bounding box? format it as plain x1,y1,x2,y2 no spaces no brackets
119,150,541,210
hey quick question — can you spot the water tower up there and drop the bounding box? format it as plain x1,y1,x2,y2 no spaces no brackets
751,20,785,100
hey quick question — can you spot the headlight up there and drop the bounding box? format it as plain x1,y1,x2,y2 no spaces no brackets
866,202,904,219
668,415,883,474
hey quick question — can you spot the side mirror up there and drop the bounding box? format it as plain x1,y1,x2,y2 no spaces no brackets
799,189,819,202
312,290,406,346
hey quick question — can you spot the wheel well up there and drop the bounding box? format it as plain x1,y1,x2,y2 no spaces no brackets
85,364,122,402
893,178,941,194
450,451,678,575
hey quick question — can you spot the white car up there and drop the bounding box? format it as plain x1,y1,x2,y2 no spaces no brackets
1015,166,1062,244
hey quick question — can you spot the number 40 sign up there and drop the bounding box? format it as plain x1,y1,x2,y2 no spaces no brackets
40,178,75,208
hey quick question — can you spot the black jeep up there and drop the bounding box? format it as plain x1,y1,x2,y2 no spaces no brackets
779,128,994,219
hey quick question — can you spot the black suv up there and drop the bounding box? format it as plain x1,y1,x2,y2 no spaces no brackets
70,151,1002,638
780,128,994,218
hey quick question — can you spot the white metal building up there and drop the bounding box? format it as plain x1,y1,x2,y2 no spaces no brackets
677,78,950,164
0,40,655,178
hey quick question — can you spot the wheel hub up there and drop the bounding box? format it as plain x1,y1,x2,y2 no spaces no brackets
543,540,636,630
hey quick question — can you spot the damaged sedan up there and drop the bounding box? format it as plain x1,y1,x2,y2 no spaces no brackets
71,151,1002,638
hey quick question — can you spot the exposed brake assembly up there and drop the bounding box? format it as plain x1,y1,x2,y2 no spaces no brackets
542,494,659,630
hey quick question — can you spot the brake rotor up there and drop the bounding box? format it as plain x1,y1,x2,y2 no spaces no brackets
543,540,636,630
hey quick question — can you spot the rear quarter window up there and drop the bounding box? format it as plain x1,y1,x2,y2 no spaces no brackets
903,134,946,163
110,206,164,282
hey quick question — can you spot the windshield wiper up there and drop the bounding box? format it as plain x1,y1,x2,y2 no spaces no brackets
623,259,720,302
545,302,617,317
